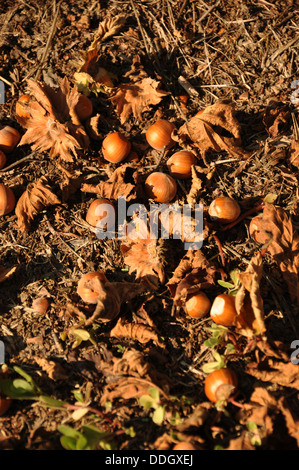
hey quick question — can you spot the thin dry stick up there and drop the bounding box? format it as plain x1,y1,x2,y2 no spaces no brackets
35,0,63,81
0,153,37,173
129,0,151,59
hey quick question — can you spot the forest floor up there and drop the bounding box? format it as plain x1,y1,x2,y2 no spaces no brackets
0,0,298,451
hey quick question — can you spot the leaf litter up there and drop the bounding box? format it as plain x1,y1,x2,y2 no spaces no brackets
0,0,298,452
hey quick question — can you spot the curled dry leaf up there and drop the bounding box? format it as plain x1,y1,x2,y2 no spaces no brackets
239,386,299,447
74,15,126,95
176,403,212,432
234,252,266,337
91,14,127,44
186,165,204,206
100,348,171,390
250,203,299,303
100,376,156,406
245,339,299,389
289,138,299,168
110,318,165,349
57,163,83,202
224,432,255,451
0,264,18,284
78,276,145,325
173,100,250,160
34,357,68,382
15,176,61,232
81,164,144,201
167,249,218,306
262,100,291,138
16,77,89,162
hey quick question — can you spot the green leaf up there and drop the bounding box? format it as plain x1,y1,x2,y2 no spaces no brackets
124,426,136,437
139,394,156,410
72,390,84,403
60,436,78,450
152,405,165,425
204,337,220,348
225,343,236,354
263,193,277,204
0,378,38,399
76,434,89,450
148,387,160,402
169,411,182,426
217,280,235,289
39,395,67,409
13,366,37,386
58,425,82,439
229,269,240,285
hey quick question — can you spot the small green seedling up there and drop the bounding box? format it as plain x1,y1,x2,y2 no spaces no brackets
139,387,165,425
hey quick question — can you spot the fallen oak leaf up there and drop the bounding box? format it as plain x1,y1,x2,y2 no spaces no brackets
174,100,250,160
15,176,61,232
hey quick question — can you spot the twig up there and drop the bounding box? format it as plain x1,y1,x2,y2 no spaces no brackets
35,0,63,81
0,153,37,173
129,0,151,59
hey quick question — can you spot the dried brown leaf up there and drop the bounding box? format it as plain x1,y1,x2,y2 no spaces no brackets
262,101,291,138
278,396,299,446
174,100,250,160
100,348,171,391
110,77,169,124
80,277,145,325
35,357,68,381
121,221,166,290
100,377,155,406
110,318,165,349
15,176,61,232
167,249,218,305
57,164,83,202
91,14,126,46
0,264,18,283
239,386,299,447
289,138,299,168
245,339,299,389
17,77,89,161
225,432,256,450
250,203,299,303
234,252,266,337
81,164,143,201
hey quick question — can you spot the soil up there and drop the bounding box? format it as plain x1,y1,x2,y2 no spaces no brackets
0,0,298,451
